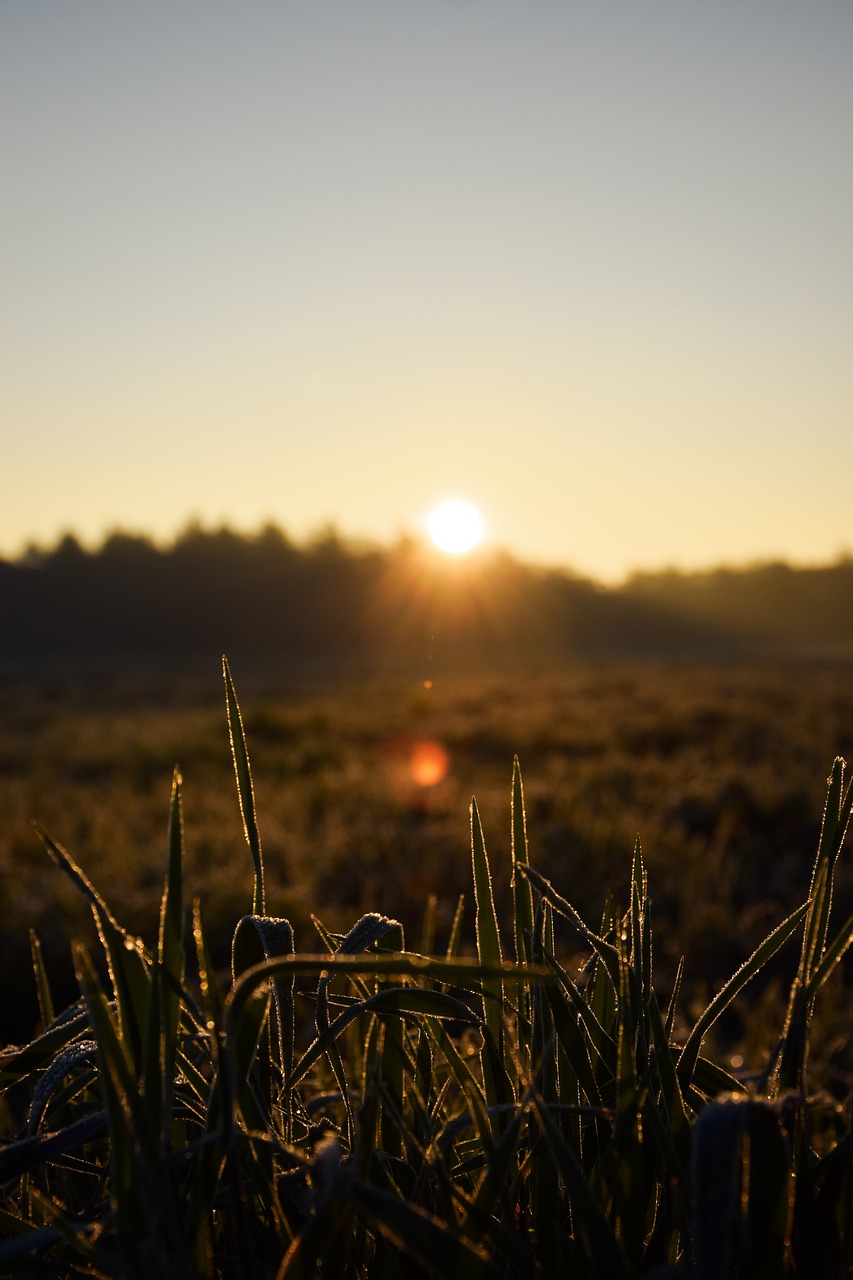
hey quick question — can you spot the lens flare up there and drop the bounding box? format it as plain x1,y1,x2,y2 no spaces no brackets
409,740,450,787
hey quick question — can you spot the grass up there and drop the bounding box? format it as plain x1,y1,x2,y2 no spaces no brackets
2,659,851,1054
0,659,851,1276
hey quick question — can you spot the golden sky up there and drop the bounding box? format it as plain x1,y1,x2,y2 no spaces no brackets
1,2,850,582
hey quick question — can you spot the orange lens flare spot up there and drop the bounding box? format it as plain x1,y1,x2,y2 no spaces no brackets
409,740,450,787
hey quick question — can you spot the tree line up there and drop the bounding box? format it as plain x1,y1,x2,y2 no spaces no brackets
2,524,851,672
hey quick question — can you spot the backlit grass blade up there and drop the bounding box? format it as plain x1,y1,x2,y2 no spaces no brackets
629,836,645,979
228,954,547,1035
223,656,265,915
232,914,295,1080
677,900,809,1092
192,897,223,1034
543,970,604,1110
648,991,691,1159
28,930,55,1030
470,798,504,1058
0,1004,91,1090
511,759,535,1075
428,1018,492,1155
519,861,622,993
158,767,185,1122
801,757,851,983
775,761,850,1095
0,1111,108,1183
665,955,684,1041
378,921,406,1156
467,1092,528,1223
409,1025,434,1149
689,1054,746,1099
805,909,853,1000
315,913,402,1143
291,988,480,1088
36,825,150,1070
26,1039,99,1135
445,893,465,959
141,956,163,1135
511,757,535,969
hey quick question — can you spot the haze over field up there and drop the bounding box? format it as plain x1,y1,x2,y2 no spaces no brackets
1,3,851,582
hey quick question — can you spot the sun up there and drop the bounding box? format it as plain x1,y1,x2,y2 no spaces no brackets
426,500,484,555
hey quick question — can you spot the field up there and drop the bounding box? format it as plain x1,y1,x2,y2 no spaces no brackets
2,658,851,1070
1,655,851,1275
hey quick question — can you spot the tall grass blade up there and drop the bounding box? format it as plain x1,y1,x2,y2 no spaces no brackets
511,757,535,970
470,798,504,1058
192,897,223,1034
445,893,466,959
158,767,185,1124
223,655,265,915
28,930,55,1030
665,955,684,1041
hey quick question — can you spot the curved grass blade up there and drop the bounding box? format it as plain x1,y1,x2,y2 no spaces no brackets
35,825,150,1071
227,952,546,1037
0,1111,107,1183
677,900,809,1092
291,987,480,1089
314,913,401,1144
233,913,295,1118
518,862,621,992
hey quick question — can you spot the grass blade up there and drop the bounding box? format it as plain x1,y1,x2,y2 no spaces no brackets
223,655,265,915
28,930,55,1030
158,767,185,1124
470,798,504,1057
678,900,809,1092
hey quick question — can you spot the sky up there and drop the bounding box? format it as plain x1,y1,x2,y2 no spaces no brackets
1,1,851,583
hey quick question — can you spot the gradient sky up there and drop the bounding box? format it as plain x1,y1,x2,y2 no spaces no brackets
1,1,850,582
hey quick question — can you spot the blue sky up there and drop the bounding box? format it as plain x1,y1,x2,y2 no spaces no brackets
1,1,850,580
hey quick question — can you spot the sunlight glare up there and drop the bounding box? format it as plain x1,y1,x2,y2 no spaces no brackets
426,500,484,555
409,740,450,787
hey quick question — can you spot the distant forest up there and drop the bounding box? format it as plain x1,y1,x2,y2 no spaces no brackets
2,525,852,673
